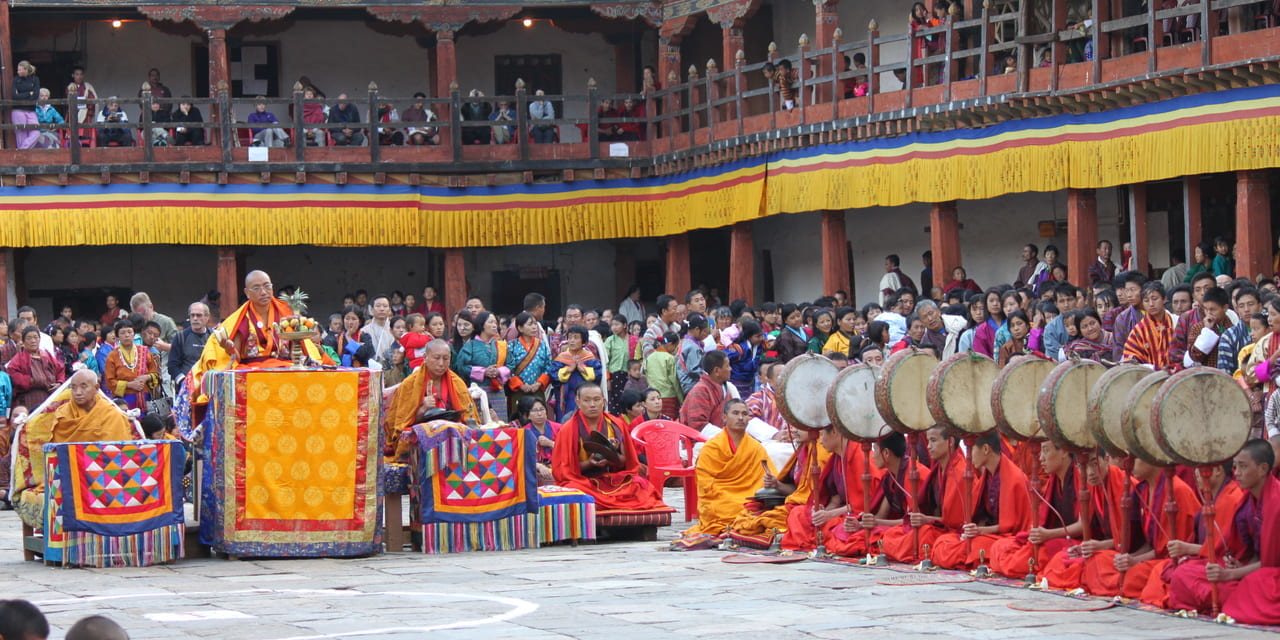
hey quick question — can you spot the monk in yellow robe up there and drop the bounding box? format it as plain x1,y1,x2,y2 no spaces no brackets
387,339,480,458
727,429,830,546
672,399,775,550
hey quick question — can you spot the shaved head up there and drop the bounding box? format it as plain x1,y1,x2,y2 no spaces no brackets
244,270,268,288
66,615,129,640
69,369,99,411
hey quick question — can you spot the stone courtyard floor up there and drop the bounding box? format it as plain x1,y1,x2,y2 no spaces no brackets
0,488,1275,640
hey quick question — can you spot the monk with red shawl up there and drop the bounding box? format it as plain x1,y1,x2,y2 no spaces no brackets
841,432,929,558
727,429,831,546
929,430,1032,570
991,440,1080,579
1170,440,1280,622
387,339,481,458
880,426,968,564
1039,452,1131,590
550,383,667,512
780,426,856,551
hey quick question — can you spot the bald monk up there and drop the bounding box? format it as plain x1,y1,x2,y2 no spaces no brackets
816,434,885,557
842,432,930,558
672,399,775,550
65,615,129,640
780,425,854,552
387,339,481,457
551,383,668,511
1039,451,1131,589
880,426,968,564
990,440,1081,579
1170,440,1279,621
929,430,1032,570
727,429,831,545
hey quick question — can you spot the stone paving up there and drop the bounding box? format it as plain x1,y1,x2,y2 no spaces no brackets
1,488,1275,640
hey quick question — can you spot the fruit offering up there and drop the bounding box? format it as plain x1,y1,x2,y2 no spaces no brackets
273,315,317,335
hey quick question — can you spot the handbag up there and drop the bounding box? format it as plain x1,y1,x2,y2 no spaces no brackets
146,386,173,419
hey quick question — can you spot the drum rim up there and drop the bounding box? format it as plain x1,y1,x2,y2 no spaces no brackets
827,363,889,443
991,354,1054,442
1120,371,1175,466
927,351,999,438
876,349,938,434
1086,364,1149,458
1150,367,1252,466
776,353,839,431
1037,359,1104,453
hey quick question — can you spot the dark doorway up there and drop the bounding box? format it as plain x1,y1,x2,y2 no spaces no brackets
27,287,133,325
687,228,731,298
491,268,561,316
494,54,562,98
193,42,282,98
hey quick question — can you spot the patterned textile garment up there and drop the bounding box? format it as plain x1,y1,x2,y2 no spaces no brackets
1123,311,1175,369
1110,305,1143,362
1216,321,1253,376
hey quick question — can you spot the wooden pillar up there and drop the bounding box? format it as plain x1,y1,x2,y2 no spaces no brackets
207,28,230,99
664,235,691,299
216,247,239,321
0,248,9,320
930,202,962,283
1067,188,1099,286
434,30,457,101
658,39,681,91
1129,184,1148,275
721,23,744,84
0,0,10,150
613,241,636,307
1237,170,1273,281
614,39,637,93
821,211,851,297
729,222,755,304
443,248,466,318
1183,176,1202,257
814,0,839,104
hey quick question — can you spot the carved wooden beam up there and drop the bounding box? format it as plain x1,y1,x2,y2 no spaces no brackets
365,5,520,33
138,5,294,31
591,2,662,27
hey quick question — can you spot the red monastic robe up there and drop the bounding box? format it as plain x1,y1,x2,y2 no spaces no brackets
827,457,930,558
930,456,1033,570
991,464,1080,579
879,451,968,564
780,443,850,552
1040,464,1130,590
550,412,669,512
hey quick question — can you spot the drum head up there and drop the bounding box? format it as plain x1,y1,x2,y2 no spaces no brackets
828,364,890,442
1121,371,1175,466
991,355,1055,441
1152,368,1252,466
1037,360,1105,453
927,352,999,437
876,349,939,433
776,354,840,431
1087,364,1149,458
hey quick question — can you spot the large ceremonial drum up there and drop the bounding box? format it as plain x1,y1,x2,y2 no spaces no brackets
1037,359,1105,453
1087,364,1149,458
827,364,890,443
1151,368,1252,466
777,353,840,431
991,355,1056,441
1120,371,1175,466
927,352,1000,437
875,349,938,433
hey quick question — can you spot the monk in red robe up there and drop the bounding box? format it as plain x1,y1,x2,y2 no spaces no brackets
551,383,668,512
1171,440,1280,622
929,430,1032,570
780,426,853,551
1040,451,1131,590
842,432,929,558
880,426,968,564
820,436,885,557
991,440,1081,579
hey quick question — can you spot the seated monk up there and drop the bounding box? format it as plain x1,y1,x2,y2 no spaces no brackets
842,432,930,559
880,426,968,564
550,383,668,512
990,440,1081,579
780,425,860,552
929,430,1032,570
1170,440,1279,622
1038,451,1131,590
387,339,481,457
671,399,775,550
727,429,831,545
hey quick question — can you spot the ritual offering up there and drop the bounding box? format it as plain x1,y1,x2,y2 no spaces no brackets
271,289,320,368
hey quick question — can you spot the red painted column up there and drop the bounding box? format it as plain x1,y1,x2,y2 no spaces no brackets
0,248,10,320
665,235,691,298
216,247,239,320
1183,176,1202,254
1236,170,1272,281
930,202,962,285
0,0,12,150
821,211,850,298
434,30,457,102
1129,183,1148,275
443,248,466,318
729,222,755,304
1067,188,1099,287
814,0,839,104
721,23,744,80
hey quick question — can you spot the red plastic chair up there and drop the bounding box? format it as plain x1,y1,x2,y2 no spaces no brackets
631,419,707,522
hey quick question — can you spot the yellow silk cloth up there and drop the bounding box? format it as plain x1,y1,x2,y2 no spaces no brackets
684,430,775,537
728,442,831,538
243,371,360,520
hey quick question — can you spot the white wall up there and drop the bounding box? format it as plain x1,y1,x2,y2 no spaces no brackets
764,0,910,92
455,22,617,114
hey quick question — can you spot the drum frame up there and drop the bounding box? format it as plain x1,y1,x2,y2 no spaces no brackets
875,349,939,434
927,351,1000,439
1036,359,1105,454
1120,371,1175,466
1150,367,1252,467
826,363,891,443
1086,364,1149,458
776,353,840,431
990,354,1055,442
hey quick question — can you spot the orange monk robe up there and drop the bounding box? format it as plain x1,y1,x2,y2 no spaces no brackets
780,444,850,552
190,298,328,403
551,412,668,511
880,451,969,564
1080,472,1200,598
1221,475,1280,625
728,440,831,541
1158,480,1247,613
930,456,1033,570
828,457,931,558
683,430,775,536
1040,463,1130,590
991,463,1081,579
386,364,480,457
51,396,136,443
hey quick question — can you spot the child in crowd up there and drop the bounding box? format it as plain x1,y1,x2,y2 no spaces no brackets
400,313,431,370
643,331,682,418
623,358,648,396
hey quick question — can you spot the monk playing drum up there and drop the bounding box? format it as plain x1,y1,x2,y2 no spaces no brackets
551,384,667,511
1169,440,1278,621
780,425,856,552
727,429,830,546
386,339,481,456
990,440,1081,579
1039,451,1130,590
842,432,929,558
879,426,968,564
928,430,1032,570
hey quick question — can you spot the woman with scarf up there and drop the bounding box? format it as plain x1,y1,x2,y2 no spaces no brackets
773,303,809,364
513,395,560,483
1062,308,1113,362
505,311,553,410
552,325,603,421
322,305,375,367
807,308,835,354
971,287,1007,357
6,327,65,410
454,311,510,422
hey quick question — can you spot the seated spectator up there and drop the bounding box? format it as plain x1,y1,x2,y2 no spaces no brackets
845,53,870,98
33,88,64,149
169,99,204,146
11,61,39,150
376,101,403,146
301,88,326,145
95,98,133,147
146,101,171,146
616,97,645,141
461,89,492,145
328,93,365,146
529,89,556,143
247,98,288,147
401,92,439,145
596,98,621,141
489,100,516,144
